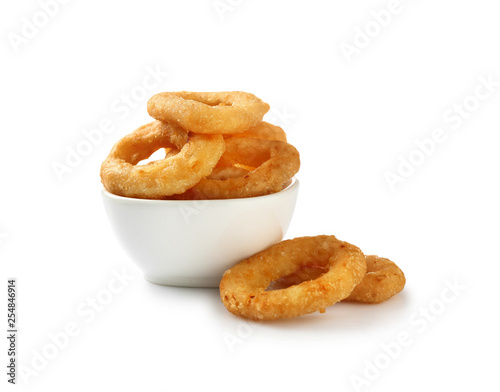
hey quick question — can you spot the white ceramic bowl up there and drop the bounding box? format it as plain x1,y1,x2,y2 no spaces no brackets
102,179,299,287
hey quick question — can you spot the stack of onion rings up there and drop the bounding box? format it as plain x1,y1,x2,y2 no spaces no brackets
101,91,300,200
220,236,406,320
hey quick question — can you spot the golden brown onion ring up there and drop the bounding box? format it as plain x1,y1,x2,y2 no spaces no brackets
220,235,367,320
186,137,300,199
147,91,270,134
345,255,406,304
266,254,406,304
224,121,287,142
100,121,225,199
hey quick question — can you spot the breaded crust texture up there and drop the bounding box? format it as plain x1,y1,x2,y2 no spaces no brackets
147,91,270,134
345,255,406,304
219,235,367,320
187,137,300,199
100,121,225,199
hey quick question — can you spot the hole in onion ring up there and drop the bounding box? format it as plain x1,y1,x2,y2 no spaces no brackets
136,148,167,166
136,147,180,166
266,263,330,291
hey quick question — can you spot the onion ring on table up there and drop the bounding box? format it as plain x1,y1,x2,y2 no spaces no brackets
345,256,406,304
267,254,406,304
225,121,287,142
266,264,329,291
100,121,225,199
182,137,300,199
147,91,270,134
219,236,367,320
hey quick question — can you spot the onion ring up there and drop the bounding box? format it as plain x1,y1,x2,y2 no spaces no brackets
206,165,251,181
213,121,287,173
100,121,225,199
147,91,270,134
210,121,287,176
225,121,287,142
219,235,367,320
345,255,406,304
184,137,300,199
267,254,406,304
207,121,287,180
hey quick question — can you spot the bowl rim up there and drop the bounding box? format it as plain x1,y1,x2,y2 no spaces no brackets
101,177,299,204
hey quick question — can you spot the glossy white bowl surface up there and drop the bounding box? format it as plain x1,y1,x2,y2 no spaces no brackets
102,179,299,287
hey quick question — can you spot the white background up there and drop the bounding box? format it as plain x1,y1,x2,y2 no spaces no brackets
1,0,499,391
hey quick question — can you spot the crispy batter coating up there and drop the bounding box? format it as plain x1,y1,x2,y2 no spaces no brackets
100,121,225,199
186,137,300,199
202,121,287,182
266,254,406,304
224,121,287,142
104,91,295,200
345,255,406,304
219,236,367,320
206,165,251,180
147,91,270,134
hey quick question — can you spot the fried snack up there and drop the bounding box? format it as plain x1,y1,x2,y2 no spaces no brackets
345,255,406,304
224,121,287,142
206,165,251,180
147,91,270,134
265,254,406,304
266,264,328,291
184,137,300,199
100,121,225,199
219,236,367,320
200,121,286,183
